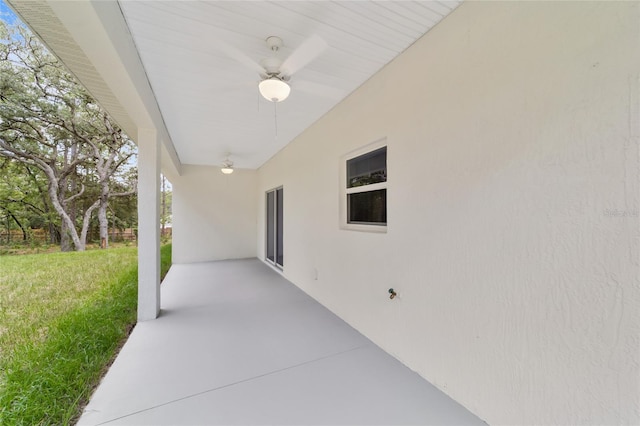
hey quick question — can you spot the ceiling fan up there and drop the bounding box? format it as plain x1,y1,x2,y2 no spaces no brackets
213,35,330,103
220,156,234,174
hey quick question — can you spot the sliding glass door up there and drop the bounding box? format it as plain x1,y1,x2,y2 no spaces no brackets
266,187,283,268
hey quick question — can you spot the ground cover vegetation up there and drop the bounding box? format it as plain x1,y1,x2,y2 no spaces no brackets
0,244,172,425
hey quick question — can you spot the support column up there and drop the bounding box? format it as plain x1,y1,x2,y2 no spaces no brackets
137,128,161,321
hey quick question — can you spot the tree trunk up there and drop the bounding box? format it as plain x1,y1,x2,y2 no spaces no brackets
98,195,108,248
60,220,72,251
80,199,100,247
24,166,57,244
68,168,78,244
60,168,70,250
59,149,74,251
46,174,84,251
97,171,110,249
49,222,59,244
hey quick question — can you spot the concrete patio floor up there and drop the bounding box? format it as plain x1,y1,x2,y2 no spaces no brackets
78,259,484,425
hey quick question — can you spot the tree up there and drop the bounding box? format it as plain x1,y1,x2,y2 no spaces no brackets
0,20,136,251
0,159,34,242
84,116,136,248
0,158,56,243
160,175,172,237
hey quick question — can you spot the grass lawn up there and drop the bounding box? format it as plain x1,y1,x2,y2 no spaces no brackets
0,244,172,425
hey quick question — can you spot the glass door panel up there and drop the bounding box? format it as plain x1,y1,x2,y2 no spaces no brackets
276,188,283,267
266,191,275,263
266,188,283,268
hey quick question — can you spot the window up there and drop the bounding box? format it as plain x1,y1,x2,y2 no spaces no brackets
265,187,283,268
341,142,387,231
348,189,386,224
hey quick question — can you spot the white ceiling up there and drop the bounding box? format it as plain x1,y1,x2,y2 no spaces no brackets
118,1,461,170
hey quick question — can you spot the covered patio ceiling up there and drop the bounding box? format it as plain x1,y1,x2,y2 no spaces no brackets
8,1,461,171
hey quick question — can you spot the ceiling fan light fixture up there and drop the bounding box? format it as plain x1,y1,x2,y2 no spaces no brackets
259,77,290,102
221,159,234,174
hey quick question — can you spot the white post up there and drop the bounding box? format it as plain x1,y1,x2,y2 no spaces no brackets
137,128,161,321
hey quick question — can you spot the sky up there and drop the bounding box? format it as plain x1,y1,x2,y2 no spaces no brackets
0,0,18,25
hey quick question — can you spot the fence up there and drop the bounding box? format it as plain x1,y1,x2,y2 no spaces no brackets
0,228,48,245
0,227,172,246
105,228,137,242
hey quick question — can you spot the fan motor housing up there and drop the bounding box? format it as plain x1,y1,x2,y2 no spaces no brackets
260,57,283,75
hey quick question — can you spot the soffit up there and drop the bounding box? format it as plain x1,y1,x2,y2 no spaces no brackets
119,1,461,169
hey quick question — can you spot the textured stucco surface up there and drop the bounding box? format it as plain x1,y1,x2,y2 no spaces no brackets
172,165,257,264
257,2,640,424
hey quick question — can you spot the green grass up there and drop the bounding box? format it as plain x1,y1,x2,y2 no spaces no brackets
0,244,172,425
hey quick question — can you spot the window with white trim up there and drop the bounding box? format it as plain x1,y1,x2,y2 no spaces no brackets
342,143,387,231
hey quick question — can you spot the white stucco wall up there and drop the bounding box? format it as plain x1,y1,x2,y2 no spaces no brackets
257,2,640,424
172,165,257,264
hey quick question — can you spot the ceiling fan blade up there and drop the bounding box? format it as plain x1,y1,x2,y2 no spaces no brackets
294,80,346,101
280,35,328,77
211,39,265,75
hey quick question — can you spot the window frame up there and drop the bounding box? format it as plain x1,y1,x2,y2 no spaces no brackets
340,138,388,233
